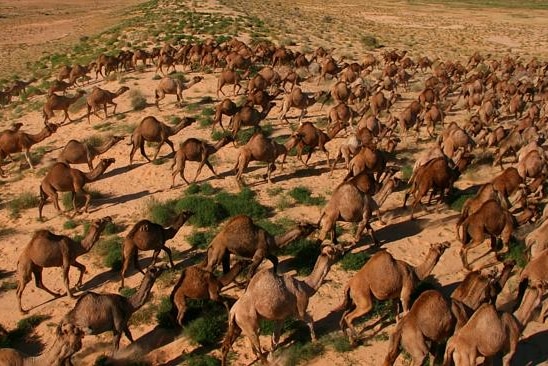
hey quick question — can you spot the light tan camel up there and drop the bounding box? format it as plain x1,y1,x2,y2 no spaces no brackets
38,158,115,220
154,76,203,108
86,86,130,122
443,280,546,366
221,244,340,365
317,171,396,246
170,135,233,187
119,211,193,289
217,69,245,98
58,136,124,171
232,132,295,185
229,102,276,137
338,242,450,344
170,260,248,326
43,90,86,124
279,87,326,124
128,116,196,164
60,266,164,353
0,323,84,366
16,216,112,313
514,249,547,315
204,214,317,278
0,122,59,176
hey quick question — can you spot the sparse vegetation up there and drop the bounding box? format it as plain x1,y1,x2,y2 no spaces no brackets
130,89,147,111
7,192,39,219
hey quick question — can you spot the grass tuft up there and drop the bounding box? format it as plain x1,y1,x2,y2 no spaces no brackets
288,186,326,206
339,250,369,271
130,89,147,111
8,192,40,219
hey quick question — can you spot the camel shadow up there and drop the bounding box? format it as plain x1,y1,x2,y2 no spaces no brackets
0,269,15,280
79,269,120,292
93,190,152,209
99,162,147,180
270,166,330,183
373,218,427,244
511,329,548,366
162,343,220,366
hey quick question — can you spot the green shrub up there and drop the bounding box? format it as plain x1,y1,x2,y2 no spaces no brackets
215,188,269,219
120,286,137,298
339,250,370,271
401,164,413,182
278,341,325,365
503,238,527,268
185,182,217,196
449,191,475,212
104,221,125,235
146,198,178,226
176,195,228,227
61,190,104,211
156,296,176,328
1,314,50,348
130,89,147,111
184,355,220,366
280,239,321,275
8,192,40,218
63,220,78,229
288,186,326,206
360,34,380,50
184,303,227,346
93,236,123,271
187,230,216,249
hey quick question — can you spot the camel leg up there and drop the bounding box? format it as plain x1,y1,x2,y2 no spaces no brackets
174,296,187,326
31,265,61,298
123,325,135,343
140,141,151,162
16,265,32,313
235,310,266,363
152,142,164,161
72,261,86,289
248,249,267,279
460,239,484,270
330,150,342,176
111,101,117,116
162,245,175,268
81,189,91,214
23,149,34,169
271,320,284,350
342,289,374,344
151,249,161,266
62,258,75,298
265,253,279,274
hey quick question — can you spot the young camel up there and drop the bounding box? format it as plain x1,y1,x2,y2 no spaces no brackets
38,158,115,220
129,116,196,165
43,90,86,124
229,102,276,137
60,266,164,353
0,122,59,176
232,132,295,185
0,323,84,366
212,98,240,132
514,249,547,315
58,135,125,171
86,86,130,122
284,121,340,167
443,281,546,366
338,242,450,345
119,211,193,289
221,244,340,365
170,135,233,187
154,76,203,108
279,87,327,124
170,260,248,326
16,216,112,313
217,69,245,98
204,214,317,278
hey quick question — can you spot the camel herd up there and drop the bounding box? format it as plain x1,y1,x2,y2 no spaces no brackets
0,26,547,366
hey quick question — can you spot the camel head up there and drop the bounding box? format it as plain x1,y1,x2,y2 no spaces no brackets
191,76,204,84
431,241,451,256
99,158,116,169
319,241,343,261
296,221,319,237
112,135,125,143
55,323,85,355
45,122,61,132
91,216,113,233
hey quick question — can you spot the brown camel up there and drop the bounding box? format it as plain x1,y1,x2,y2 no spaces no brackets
60,266,164,353
212,98,240,132
69,63,95,85
0,122,59,176
43,90,86,124
128,116,196,164
170,260,248,326
443,281,546,366
48,80,72,96
232,132,295,185
86,86,130,122
16,216,112,312
171,135,233,187
221,244,340,365
0,323,84,366
514,249,548,314
119,211,193,289
217,69,245,98
229,102,275,137
154,76,203,108
38,158,115,219
344,145,388,183
58,135,125,171
338,242,450,344
204,214,317,278
279,87,327,124
284,122,340,167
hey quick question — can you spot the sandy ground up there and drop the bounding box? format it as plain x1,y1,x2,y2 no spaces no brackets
0,0,546,365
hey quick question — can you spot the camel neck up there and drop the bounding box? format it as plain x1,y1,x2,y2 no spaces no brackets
274,227,305,249
83,162,108,182
413,249,441,281
79,225,105,253
513,285,543,327
302,254,333,296
29,335,68,365
129,274,156,311
28,127,52,144
94,138,118,155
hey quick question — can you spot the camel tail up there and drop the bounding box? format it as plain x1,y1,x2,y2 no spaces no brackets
383,320,404,366
333,285,352,312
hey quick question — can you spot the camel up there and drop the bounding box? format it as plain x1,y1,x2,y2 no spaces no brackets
279,87,327,124
317,172,393,246
128,116,196,164
154,75,203,108
38,158,115,219
344,146,388,183
514,249,548,314
86,86,130,122
338,242,450,344
170,260,248,326
217,69,245,98
403,154,474,219
204,214,317,278
16,216,112,313
58,136,125,171
284,122,340,167
119,211,193,289
232,132,295,185
443,281,546,366
69,63,95,86
0,323,84,366
48,80,72,96
383,290,466,366
229,102,276,137
43,90,86,124
60,266,164,353
330,133,363,173
458,199,535,270
0,122,59,176
525,221,548,259
246,89,282,112
170,135,233,187
212,98,240,132
221,244,340,365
